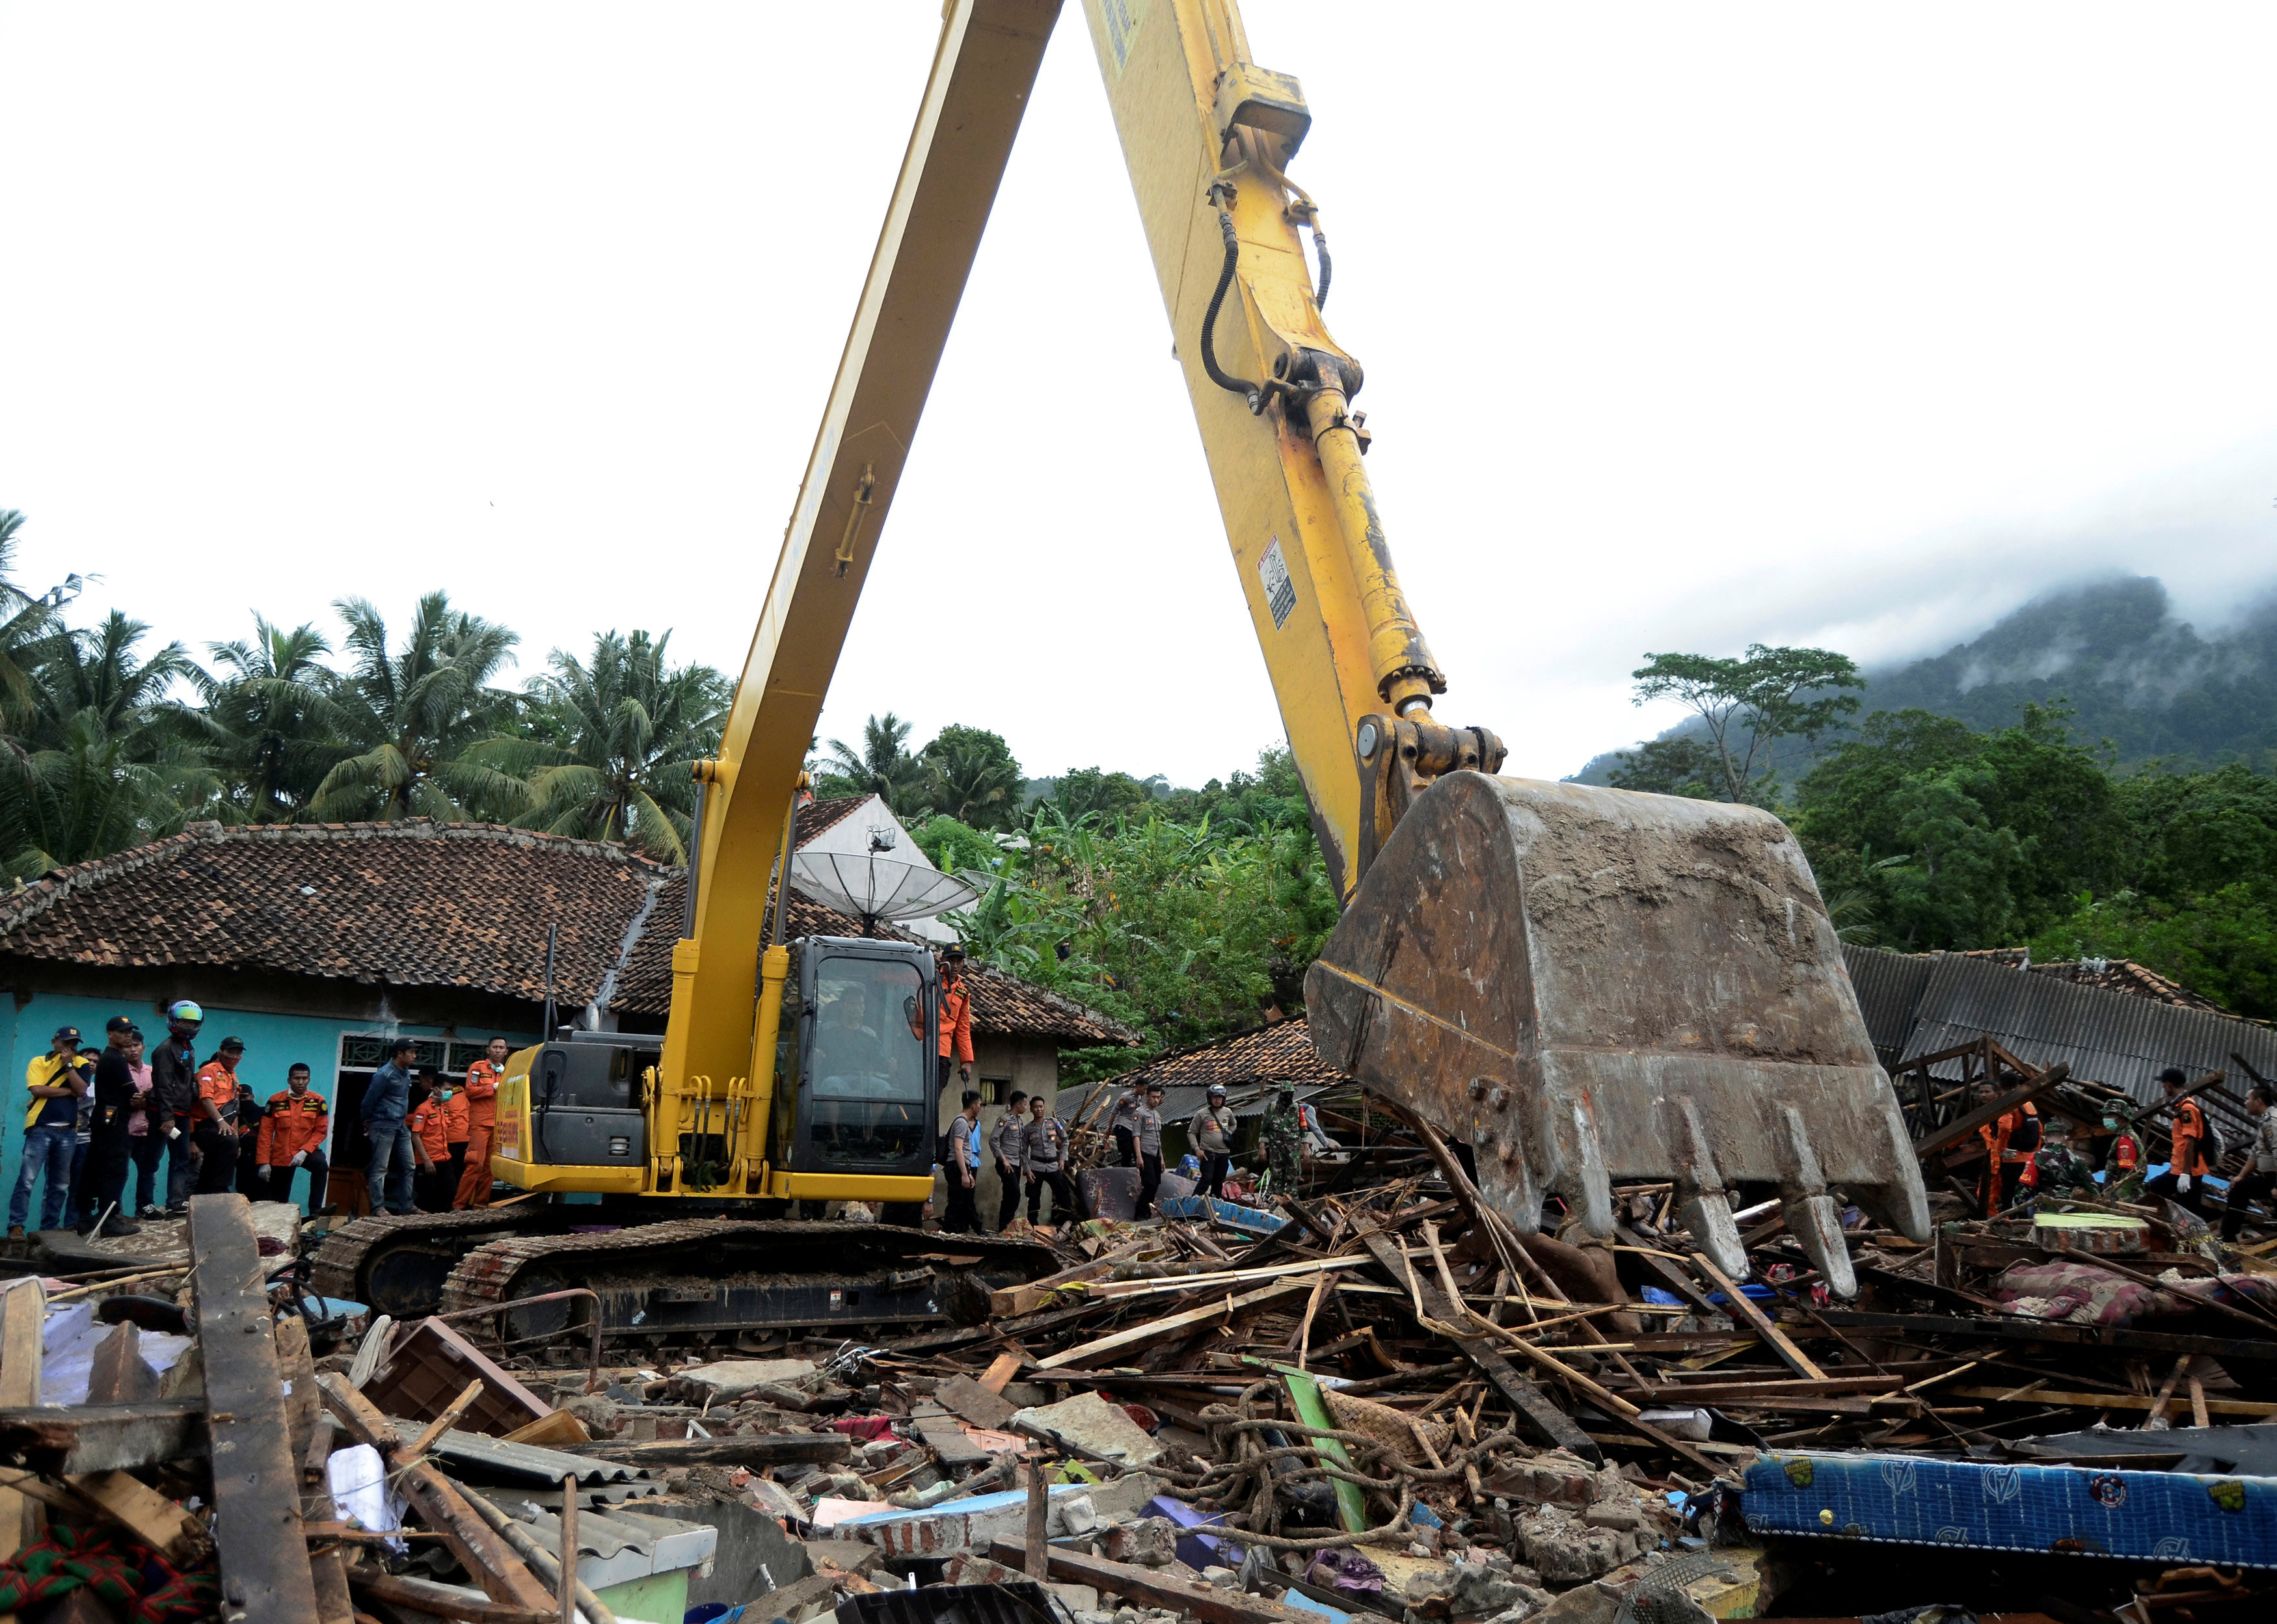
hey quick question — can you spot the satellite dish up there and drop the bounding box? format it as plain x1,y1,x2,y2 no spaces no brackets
788,851,980,936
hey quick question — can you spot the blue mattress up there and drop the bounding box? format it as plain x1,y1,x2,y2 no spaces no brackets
1742,1451,2277,1567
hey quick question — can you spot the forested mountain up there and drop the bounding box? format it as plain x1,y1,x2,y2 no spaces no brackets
1572,576,2277,787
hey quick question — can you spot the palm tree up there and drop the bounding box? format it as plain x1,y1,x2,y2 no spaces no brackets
174,616,354,822
309,592,526,822
2,611,215,875
473,630,728,861
921,734,1022,829
0,511,79,744
822,712,926,814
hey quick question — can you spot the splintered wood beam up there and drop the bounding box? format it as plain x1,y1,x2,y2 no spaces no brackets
190,1195,321,1624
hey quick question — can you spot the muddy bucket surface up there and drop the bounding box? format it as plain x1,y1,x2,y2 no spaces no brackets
1305,772,1930,1297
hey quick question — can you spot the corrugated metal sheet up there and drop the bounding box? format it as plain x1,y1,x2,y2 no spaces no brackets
1842,946,2277,1117
1842,946,1935,1065
390,1420,650,1484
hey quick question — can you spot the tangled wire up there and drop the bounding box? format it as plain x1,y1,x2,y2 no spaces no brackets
1147,1379,1519,1551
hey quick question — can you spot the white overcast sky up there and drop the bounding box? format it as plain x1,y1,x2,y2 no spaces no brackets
3,3,2272,788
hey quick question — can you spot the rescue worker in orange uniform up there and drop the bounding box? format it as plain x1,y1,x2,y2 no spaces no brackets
255,1062,331,1210
2144,1066,2210,1216
191,1037,247,1195
937,945,974,1097
454,1035,509,1208
406,1076,452,1211
1973,1080,2040,1217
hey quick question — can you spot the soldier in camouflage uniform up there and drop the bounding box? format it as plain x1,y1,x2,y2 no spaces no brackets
1258,1082,1306,1199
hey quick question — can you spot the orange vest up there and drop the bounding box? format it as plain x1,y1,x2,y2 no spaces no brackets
258,1089,330,1163
461,1059,504,1131
195,1060,241,1120
408,1100,451,1158
2168,1098,2210,1177
938,976,974,1063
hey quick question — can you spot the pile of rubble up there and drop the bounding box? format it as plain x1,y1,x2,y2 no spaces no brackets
0,1054,2272,1624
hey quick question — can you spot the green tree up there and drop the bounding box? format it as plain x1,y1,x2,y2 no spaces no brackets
475,629,727,861
911,814,1004,877
818,713,926,814
0,511,74,742
3,612,214,875
1048,765,1155,821
1606,736,1724,799
176,616,351,822
919,725,1023,830
1630,645,1865,803
309,592,526,823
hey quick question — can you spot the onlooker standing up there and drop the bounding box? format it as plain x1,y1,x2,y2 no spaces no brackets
123,1030,166,1219
191,1037,248,1195
61,1063,96,1232
990,1089,1027,1232
1109,1082,1144,1168
1134,1082,1166,1218
256,1063,331,1211
74,1017,142,1237
1021,1093,1075,1227
407,1078,451,1212
150,1002,204,1215
1189,1084,1236,1200
2143,1067,2210,1216
361,1037,420,1217
454,1037,509,1209
9,1026,91,1238
2220,1086,2276,1242
943,1089,983,1234
937,948,974,1098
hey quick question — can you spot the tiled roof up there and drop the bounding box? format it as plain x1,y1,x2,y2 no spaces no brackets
794,795,870,847
608,873,1138,1046
0,820,666,1006
1067,1017,1347,1130
2030,958,2229,1012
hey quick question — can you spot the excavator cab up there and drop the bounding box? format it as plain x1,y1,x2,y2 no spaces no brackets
770,937,938,1180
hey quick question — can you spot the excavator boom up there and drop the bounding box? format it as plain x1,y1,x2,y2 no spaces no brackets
653,0,1930,1286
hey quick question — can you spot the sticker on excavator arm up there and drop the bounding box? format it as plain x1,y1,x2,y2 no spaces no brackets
1259,534,1297,630
1101,0,1149,73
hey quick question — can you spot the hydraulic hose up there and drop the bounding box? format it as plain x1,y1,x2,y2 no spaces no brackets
1309,220,1331,310
1201,210,1262,411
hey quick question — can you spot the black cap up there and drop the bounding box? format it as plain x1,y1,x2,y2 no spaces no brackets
392,1036,418,1054
945,945,967,961
52,1026,81,1045
218,1036,245,1054
2159,1067,2189,1087
105,1015,133,1033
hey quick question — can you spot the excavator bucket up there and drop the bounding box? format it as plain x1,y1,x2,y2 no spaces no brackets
1305,773,1930,1298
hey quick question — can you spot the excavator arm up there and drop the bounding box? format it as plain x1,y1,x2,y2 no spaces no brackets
667,0,1932,1289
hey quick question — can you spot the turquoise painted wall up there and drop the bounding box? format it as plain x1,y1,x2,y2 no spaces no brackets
0,992,535,1219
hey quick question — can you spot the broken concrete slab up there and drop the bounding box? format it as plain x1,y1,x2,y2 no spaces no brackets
673,1358,818,1402
1010,1391,1164,1468
835,1472,1163,1558
934,1372,1018,1430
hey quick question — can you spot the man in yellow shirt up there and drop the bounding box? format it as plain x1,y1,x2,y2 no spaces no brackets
9,1026,90,1237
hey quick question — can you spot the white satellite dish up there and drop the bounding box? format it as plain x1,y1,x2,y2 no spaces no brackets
788,851,980,936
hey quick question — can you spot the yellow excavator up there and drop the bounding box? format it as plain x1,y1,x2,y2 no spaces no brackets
318,0,1929,1344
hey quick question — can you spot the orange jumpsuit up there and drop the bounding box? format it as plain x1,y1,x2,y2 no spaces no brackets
938,974,974,1066
1976,1108,2038,1216
454,1059,504,1208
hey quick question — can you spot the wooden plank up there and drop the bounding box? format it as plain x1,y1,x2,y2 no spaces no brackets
67,1471,208,1565
1613,1225,1723,1318
988,1538,1324,1624
1032,1279,1313,1369
190,1193,321,1624
978,1352,1023,1394
85,1322,160,1403
0,1277,42,1562
565,1433,852,1469
344,1565,558,1624
1947,1385,2277,1418
1351,1229,1601,1464
0,1402,206,1473
276,1314,354,1624
319,1374,557,1614
1692,1257,1826,1381
1815,1308,2277,1362
1913,1068,2068,1159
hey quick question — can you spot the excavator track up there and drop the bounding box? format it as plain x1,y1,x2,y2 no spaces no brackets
312,1206,544,1320
438,1219,1057,1354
